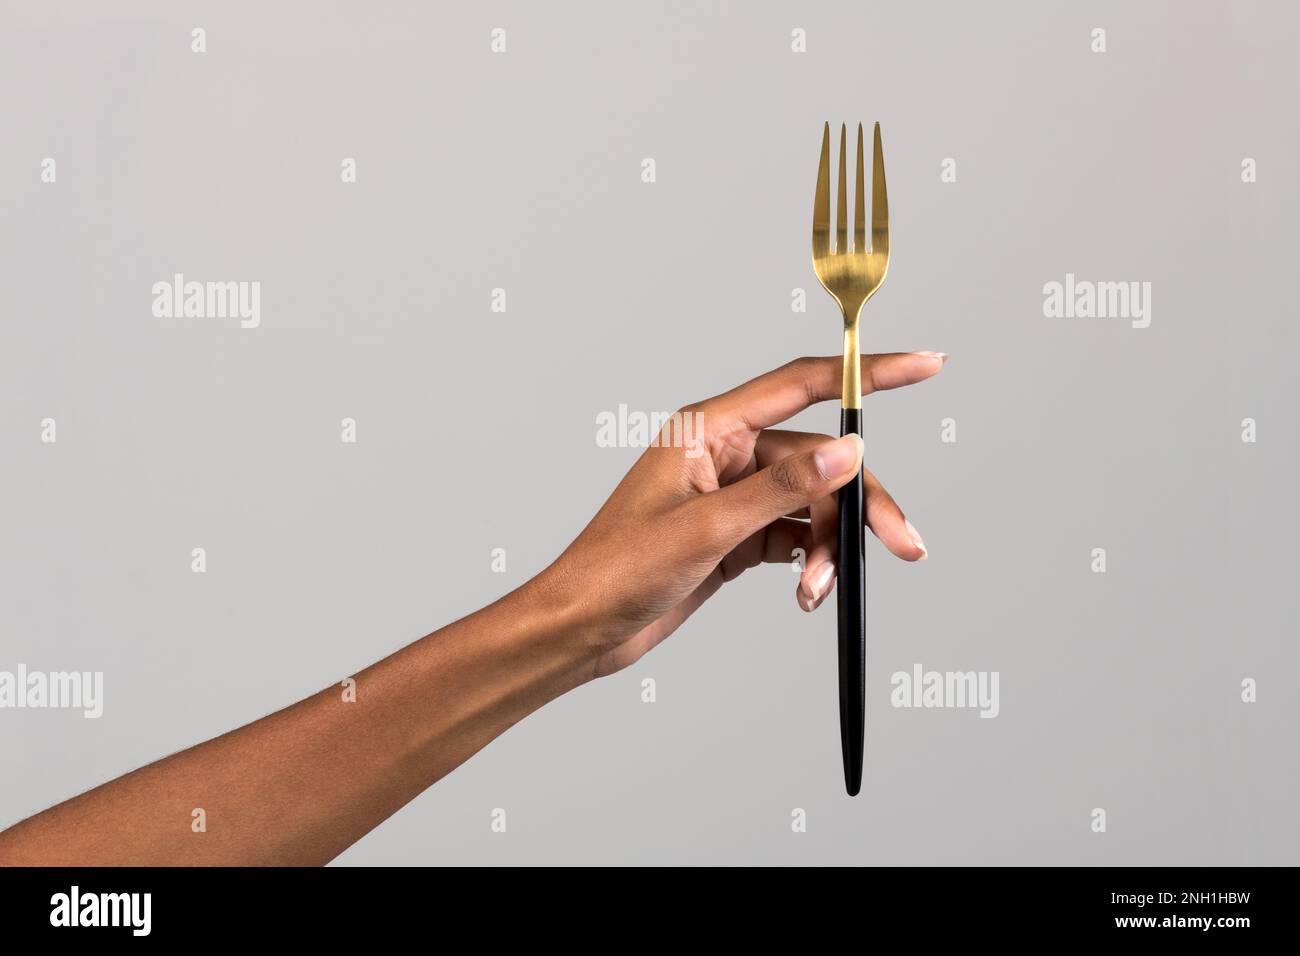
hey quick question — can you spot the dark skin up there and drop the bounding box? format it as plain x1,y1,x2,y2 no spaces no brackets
0,352,942,866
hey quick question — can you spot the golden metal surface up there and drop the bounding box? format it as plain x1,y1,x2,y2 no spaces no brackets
811,122,890,409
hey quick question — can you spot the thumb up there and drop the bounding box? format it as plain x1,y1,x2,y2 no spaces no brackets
700,433,863,550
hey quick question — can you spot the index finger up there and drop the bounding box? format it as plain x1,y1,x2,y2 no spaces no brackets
700,353,945,432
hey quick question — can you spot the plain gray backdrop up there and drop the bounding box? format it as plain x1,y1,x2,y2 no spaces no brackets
2,0,1297,865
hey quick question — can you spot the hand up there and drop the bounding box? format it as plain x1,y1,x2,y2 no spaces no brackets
538,352,946,677
0,352,944,866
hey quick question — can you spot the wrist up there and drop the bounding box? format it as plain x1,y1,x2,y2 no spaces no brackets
499,565,607,687
521,553,645,672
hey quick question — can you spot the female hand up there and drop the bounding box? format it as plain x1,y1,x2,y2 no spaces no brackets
0,351,944,866
538,352,946,677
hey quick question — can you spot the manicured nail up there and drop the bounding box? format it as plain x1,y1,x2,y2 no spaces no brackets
904,518,928,560
814,434,863,480
809,562,835,602
914,350,948,364
797,586,813,612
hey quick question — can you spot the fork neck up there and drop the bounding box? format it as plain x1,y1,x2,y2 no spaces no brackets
841,320,862,410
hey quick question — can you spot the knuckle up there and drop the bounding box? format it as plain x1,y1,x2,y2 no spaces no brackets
672,403,712,455
675,402,710,437
787,356,828,406
766,457,808,499
786,355,819,377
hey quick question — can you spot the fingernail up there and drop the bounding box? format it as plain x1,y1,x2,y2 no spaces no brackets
914,350,948,364
809,562,834,601
904,518,928,560
814,434,863,480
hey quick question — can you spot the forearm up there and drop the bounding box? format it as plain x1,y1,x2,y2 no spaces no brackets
0,575,597,866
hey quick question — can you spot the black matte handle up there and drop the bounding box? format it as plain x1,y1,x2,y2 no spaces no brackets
837,407,865,796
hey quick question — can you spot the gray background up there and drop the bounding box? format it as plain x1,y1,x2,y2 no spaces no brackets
2,0,1296,865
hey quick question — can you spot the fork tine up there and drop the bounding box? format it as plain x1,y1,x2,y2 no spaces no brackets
812,122,830,259
836,124,847,254
871,121,888,257
854,123,866,254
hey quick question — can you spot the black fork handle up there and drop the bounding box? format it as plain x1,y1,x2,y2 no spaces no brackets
836,407,865,796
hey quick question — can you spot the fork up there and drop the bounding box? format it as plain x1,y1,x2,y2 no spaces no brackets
811,122,889,797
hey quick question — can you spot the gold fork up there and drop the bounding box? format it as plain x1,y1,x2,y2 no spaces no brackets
811,122,889,797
